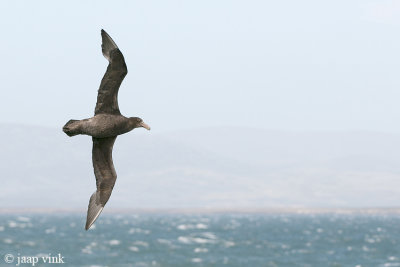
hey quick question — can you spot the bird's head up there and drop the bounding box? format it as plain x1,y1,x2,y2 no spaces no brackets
128,117,151,131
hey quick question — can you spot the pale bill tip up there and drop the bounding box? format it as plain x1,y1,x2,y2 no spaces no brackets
140,122,151,131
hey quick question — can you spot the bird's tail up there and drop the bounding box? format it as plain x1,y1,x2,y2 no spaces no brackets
62,119,80,137
85,191,104,230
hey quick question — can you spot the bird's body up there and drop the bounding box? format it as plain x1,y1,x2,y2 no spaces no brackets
62,29,150,230
63,114,139,138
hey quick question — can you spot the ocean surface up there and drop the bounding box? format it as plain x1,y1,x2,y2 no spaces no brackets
1,213,400,267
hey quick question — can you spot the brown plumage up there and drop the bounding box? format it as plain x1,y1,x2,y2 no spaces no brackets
63,29,150,230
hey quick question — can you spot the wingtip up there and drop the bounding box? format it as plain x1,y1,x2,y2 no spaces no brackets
100,29,119,62
85,222,93,231
85,206,104,230
85,218,92,230
85,191,105,230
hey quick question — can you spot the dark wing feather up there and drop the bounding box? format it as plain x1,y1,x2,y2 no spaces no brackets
85,136,117,230
94,29,128,115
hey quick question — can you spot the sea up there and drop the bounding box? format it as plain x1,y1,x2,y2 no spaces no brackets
1,213,400,267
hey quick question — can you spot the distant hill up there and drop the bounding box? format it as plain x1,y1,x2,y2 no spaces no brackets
1,123,400,210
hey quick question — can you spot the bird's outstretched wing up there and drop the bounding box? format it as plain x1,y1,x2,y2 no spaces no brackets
86,136,117,230
94,29,128,115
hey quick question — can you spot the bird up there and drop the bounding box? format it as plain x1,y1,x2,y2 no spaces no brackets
62,29,150,230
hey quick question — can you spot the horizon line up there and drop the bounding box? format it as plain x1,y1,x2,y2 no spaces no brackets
2,207,400,215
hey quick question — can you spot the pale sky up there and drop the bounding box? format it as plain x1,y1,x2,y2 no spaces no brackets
1,0,400,133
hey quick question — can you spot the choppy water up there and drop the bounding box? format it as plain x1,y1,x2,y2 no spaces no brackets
1,213,400,266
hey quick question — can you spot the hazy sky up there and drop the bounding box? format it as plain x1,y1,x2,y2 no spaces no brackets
1,0,400,133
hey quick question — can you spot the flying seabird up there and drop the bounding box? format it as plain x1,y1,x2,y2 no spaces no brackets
63,29,150,230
